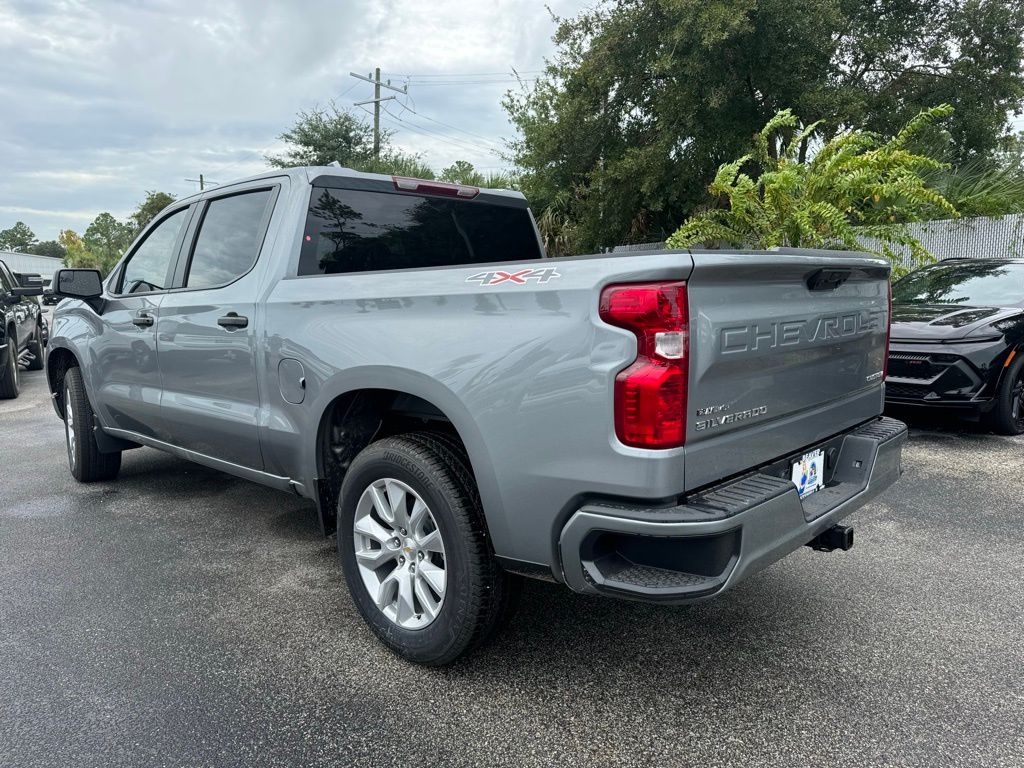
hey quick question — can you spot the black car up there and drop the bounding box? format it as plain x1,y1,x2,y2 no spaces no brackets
0,259,45,399
886,258,1024,434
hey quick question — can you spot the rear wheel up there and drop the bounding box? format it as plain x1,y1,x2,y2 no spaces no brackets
63,366,121,482
0,330,18,399
988,353,1024,436
337,433,519,665
26,322,44,371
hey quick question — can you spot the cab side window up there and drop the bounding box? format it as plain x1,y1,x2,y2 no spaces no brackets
184,189,274,289
119,208,189,295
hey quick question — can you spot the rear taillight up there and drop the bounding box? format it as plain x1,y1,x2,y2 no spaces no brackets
599,282,688,449
883,279,892,380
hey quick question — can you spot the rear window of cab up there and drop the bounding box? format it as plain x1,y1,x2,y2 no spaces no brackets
298,187,544,276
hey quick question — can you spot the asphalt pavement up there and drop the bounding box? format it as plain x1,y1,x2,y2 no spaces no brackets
1,366,1022,768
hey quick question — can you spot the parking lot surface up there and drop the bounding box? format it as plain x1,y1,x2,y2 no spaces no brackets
2,367,1022,768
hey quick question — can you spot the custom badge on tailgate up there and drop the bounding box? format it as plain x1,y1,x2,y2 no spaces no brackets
694,403,769,432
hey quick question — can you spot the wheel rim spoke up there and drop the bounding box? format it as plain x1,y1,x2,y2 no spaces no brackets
385,480,409,528
354,515,393,546
395,570,416,625
375,568,400,611
418,529,444,554
408,498,428,535
418,560,446,595
353,476,447,630
414,577,439,620
368,484,393,524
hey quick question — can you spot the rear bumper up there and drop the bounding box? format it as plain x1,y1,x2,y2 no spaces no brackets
558,416,907,603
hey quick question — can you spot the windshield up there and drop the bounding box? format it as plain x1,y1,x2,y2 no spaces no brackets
892,262,1024,307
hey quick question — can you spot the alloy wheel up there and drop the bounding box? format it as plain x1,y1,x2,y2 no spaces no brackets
1012,372,1024,430
352,478,447,630
65,385,76,470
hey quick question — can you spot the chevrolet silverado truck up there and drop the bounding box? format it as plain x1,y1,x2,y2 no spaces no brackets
46,166,907,664
0,258,45,398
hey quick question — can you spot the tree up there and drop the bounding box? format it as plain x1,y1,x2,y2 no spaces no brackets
28,240,66,260
130,191,176,234
505,0,1024,254
267,102,379,169
59,229,101,271
84,213,133,275
666,106,958,275
0,221,37,252
440,161,486,186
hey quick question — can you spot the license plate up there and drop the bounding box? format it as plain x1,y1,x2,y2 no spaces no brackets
791,449,825,498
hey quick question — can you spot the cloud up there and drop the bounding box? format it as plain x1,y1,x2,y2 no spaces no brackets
0,0,583,239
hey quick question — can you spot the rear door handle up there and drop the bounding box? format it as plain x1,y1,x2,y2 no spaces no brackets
217,312,248,330
132,312,154,327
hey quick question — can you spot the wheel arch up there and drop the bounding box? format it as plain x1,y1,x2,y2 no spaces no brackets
45,343,81,419
307,369,503,542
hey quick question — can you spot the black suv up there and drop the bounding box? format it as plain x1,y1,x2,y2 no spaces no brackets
0,259,45,399
886,258,1024,434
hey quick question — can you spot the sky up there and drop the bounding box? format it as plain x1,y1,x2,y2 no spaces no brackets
0,0,587,240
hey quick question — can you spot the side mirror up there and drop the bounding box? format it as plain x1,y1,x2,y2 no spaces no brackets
54,268,104,300
15,272,44,289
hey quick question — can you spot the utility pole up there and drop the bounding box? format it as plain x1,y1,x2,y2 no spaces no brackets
184,174,217,191
350,69,407,160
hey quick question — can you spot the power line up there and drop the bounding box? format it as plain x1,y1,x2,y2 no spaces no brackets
392,101,505,149
379,105,503,158
383,70,544,78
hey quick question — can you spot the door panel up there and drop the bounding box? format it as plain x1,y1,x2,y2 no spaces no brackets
155,188,275,470
90,205,193,440
156,289,262,467
91,295,166,438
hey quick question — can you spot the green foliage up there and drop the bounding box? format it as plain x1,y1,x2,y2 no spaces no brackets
506,0,1024,253
360,151,437,179
27,240,66,259
927,162,1024,218
0,221,37,252
130,190,176,234
267,102,381,169
59,229,101,271
84,212,133,275
666,106,959,274
440,160,484,185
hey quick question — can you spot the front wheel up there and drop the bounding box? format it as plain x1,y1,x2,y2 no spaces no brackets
63,366,121,482
988,352,1024,436
0,333,18,399
337,433,519,665
26,323,44,371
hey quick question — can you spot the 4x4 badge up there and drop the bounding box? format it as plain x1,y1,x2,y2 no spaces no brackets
466,267,561,286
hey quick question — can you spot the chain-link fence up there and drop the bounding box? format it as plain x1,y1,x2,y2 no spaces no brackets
610,214,1024,269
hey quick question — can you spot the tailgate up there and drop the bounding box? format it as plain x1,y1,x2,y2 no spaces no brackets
684,250,890,485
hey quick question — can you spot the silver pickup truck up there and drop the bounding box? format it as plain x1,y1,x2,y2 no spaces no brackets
47,166,907,664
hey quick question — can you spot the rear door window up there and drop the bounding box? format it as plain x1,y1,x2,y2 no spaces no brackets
298,187,543,275
184,189,275,289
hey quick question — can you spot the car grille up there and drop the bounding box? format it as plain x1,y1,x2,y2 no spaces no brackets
886,382,930,399
887,351,959,381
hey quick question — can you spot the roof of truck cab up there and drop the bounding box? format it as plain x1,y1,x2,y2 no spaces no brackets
175,165,527,206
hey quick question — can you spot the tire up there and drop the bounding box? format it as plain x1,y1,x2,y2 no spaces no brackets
0,330,18,399
337,433,519,665
63,366,121,482
988,352,1024,436
26,322,44,371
